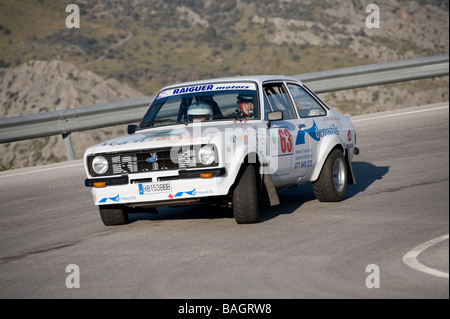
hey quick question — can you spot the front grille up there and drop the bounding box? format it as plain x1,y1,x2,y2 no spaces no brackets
88,145,218,177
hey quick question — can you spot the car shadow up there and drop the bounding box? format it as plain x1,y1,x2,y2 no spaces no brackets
127,161,389,224
127,204,234,223
345,161,390,198
259,161,390,222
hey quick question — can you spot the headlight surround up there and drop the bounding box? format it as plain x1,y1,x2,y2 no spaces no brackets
198,145,215,165
92,156,109,175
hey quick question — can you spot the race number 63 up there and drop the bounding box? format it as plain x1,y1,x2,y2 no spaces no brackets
279,128,292,154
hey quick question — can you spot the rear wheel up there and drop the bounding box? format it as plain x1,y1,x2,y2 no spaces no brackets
233,165,259,224
312,149,348,202
99,205,128,226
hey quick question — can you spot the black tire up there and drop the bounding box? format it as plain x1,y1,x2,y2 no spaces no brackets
258,179,271,209
99,205,128,226
312,149,348,202
233,165,259,224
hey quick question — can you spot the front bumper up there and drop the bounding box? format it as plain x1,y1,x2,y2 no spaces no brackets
85,175,129,187
85,167,228,206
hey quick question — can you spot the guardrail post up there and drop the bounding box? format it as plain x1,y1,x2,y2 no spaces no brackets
62,133,76,161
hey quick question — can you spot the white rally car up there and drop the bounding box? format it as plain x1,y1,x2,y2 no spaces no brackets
84,75,359,225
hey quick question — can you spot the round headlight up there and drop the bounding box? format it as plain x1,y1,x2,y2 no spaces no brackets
92,156,109,175
198,146,215,165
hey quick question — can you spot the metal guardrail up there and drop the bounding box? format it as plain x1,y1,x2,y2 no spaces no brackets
295,54,449,93
0,54,448,160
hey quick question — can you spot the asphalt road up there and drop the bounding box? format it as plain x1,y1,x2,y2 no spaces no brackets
0,102,448,299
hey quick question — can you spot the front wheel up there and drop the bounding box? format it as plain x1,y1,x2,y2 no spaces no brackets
99,205,128,226
233,165,259,224
312,149,348,202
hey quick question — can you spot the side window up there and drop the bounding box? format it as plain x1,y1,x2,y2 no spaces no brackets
263,83,296,120
287,84,327,118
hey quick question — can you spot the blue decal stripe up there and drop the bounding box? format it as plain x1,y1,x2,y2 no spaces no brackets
295,121,339,145
296,131,306,145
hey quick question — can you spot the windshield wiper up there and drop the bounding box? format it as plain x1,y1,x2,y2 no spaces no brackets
140,119,177,128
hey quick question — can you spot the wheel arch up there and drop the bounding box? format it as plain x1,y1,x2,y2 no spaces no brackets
228,151,263,194
310,138,345,182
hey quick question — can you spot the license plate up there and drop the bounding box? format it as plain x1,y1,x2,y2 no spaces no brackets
138,182,172,195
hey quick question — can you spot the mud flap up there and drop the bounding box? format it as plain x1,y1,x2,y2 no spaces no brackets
345,154,356,185
262,164,280,206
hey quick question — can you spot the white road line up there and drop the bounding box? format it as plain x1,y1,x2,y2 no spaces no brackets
0,162,84,179
352,105,449,123
402,234,449,279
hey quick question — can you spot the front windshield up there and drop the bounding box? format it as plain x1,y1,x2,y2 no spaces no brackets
140,82,259,128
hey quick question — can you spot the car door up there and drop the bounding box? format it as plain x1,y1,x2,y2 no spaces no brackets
286,82,328,178
263,82,303,180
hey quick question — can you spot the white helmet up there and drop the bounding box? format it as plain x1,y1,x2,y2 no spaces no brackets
188,101,213,120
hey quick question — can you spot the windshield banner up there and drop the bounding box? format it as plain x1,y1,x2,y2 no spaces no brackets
157,82,257,99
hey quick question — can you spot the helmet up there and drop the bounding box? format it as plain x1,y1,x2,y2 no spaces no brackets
237,94,253,102
187,101,213,120
237,95,254,116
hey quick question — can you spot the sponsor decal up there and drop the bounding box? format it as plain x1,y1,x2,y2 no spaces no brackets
175,189,197,197
157,82,257,99
296,120,339,145
168,188,214,199
173,85,214,95
294,160,312,169
99,194,136,203
107,130,190,146
322,116,341,122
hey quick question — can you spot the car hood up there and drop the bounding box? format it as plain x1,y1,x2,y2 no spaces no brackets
85,122,259,155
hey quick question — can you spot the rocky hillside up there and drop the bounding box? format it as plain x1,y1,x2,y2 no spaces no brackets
0,60,142,117
0,60,142,168
1,0,448,93
0,0,448,169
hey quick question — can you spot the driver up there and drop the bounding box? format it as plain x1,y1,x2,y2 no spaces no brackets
235,95,254,118
187,101,213,122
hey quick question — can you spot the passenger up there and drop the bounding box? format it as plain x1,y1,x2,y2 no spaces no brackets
187,101,213,122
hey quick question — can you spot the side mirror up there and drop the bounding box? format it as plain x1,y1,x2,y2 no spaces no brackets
267,111,283,128
127,124,138,134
